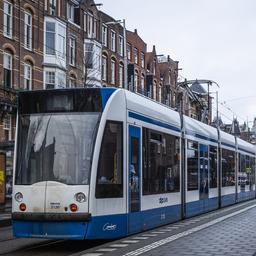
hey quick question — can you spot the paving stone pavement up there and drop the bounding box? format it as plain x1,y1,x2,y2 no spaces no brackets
70,201,256,256
145,208,256,256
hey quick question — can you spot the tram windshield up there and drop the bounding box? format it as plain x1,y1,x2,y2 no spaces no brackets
15,113,100,185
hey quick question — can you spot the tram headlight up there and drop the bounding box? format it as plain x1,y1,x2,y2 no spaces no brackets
15,192,23,202
75,192,86,203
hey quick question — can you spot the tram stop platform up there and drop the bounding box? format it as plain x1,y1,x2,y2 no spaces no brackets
71,199,256,256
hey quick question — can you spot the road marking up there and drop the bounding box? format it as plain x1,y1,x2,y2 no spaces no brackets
96,248,117,252
122,204,256,256
81,254,103,256
150,231,165,234
110,244,129,248
161,228,175,232
143,234,157,237
132,236,149,240
122,240,139,243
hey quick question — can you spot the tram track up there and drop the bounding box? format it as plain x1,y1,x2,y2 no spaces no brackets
0,235,110,256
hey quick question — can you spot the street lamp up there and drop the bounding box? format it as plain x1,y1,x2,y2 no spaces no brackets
105,19,128,90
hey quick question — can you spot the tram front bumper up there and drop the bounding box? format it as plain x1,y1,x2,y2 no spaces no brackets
12,212,91,240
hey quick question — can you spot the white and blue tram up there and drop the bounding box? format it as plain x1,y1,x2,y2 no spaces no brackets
12,88,256,239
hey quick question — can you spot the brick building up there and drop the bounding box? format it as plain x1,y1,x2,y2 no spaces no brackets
0,0,45,206
0,0,106,208
0,0,182,209
145,45,162,101
99,11,125,88
126,29,147,94
158,55,179,107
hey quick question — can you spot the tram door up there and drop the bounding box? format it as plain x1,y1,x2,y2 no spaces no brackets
199,144,209,204
128,125,142,234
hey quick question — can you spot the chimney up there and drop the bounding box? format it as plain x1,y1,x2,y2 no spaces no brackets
134,29,137,34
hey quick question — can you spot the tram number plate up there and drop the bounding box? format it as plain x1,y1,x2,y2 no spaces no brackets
159,197,168,204
50,202,61,209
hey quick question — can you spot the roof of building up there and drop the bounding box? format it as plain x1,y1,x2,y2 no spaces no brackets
190,80,207,95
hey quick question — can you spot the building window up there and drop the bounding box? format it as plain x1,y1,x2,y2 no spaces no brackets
159,86,162,103
24,63,32,90
134,48,138,64
24,11,32,50
58,24,66,59
127,43,131,60
111,59,116,84
69,37,76,66
153,81,157,100
134,71,138,92
110,30,116,52
118,36,123,56
3,115,11,131
45,21,55,55
44,68,66,89
93,18,97,38
83,12,87,31
67,2,80,25
88,13,93,38
4,1,12,38
102,55,107,81
96,121,123,198
45,20,66,59
49,0,56,15
153,59,156,75
3,115,12,141
69,75,76,88
95,45,101,72
4,52,12,88
141,74,145,94
45,70,55,89
141,52,145,68
119,63,124,88
102,24,107,47
85,43,93,69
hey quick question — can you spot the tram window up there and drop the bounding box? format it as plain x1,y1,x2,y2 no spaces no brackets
142,128,180,195
245,155,254,190
238,154,246,187
250,157,256,186
96,121,123,198
222,148,235,187
209,146,217,188
187,141,199,191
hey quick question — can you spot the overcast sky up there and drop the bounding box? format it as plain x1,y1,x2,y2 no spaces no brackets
99,0,256,126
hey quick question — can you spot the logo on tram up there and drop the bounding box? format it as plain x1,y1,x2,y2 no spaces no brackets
103,223,117,231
